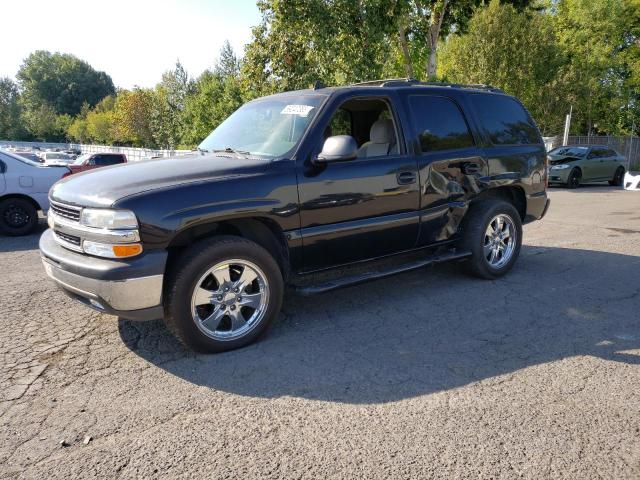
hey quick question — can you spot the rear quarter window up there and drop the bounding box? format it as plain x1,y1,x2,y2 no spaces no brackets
469,94,541,146
408,95,475,153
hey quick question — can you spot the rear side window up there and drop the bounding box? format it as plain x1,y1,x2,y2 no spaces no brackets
95,155,124,166
409,96,474,153
469,94,540,145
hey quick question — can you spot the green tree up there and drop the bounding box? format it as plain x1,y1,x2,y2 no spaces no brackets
439,0,565,134
242,0,396,92
0,77,27,140
216,40,240,79
150,61,193,148
555,0,639,135
17,50,115,116
112,89,156,147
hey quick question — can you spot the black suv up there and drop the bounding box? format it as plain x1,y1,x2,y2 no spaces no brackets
40,79,550,352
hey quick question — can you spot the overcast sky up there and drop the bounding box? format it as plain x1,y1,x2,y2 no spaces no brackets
1,0,261,89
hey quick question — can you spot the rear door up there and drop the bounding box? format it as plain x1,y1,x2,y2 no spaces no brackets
585,148,609,180
602,148,621,178
403,93,487,246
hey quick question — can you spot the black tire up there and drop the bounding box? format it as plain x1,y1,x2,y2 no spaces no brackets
459,199,523,280
609,166,625,187
0,198,38,236
163,235,284,353
566,168,581,189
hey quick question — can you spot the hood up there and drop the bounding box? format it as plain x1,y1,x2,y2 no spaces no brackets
548,155,582,165
50,153,269,208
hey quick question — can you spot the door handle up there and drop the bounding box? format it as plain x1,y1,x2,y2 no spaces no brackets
396,171,416,185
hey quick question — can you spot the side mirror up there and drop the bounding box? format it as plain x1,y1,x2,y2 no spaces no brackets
315,135,358,163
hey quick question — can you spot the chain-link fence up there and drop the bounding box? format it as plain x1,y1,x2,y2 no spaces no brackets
0,140,192,162
543,135,640,170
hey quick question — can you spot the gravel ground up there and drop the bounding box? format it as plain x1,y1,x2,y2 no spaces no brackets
1,185,639,479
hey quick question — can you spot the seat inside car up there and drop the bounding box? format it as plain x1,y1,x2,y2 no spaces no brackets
357,119,398,158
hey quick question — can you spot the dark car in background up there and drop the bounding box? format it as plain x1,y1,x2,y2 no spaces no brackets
548,144,626,188
40,79,549,353
63,153,127,177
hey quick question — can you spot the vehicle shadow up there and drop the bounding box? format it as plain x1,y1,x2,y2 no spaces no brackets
119,245,640,404
0,219,47,252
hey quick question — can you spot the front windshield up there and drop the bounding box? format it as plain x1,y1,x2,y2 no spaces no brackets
549,146,588,157
198,94,326,158
74,154,92,165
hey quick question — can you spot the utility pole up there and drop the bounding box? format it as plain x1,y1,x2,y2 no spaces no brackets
563,105,573,146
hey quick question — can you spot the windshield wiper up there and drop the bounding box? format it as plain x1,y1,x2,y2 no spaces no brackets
210,147,251,159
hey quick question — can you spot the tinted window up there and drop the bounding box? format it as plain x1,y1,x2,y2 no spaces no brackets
409,96,474,153
469,94,540,145
605,149,617,157
588,148,606,159
95,155,124,166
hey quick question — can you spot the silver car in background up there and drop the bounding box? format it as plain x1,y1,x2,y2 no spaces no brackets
0,150,69,235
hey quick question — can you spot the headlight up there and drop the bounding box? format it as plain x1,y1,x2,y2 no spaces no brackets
80,208,138,229
551,164,571,170
83,240,143,258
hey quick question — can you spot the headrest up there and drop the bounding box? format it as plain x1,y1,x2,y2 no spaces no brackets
370,119,395,144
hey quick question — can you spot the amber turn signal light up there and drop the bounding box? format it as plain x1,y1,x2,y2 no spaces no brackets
112,244,143,257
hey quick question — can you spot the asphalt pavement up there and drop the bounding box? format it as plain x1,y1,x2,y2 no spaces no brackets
1,185,639,479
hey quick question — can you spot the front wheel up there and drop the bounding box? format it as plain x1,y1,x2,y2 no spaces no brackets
164,236,284,353
566,168,581,189
459,199,523,280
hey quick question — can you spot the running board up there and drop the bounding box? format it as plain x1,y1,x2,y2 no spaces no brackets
294,250,472,296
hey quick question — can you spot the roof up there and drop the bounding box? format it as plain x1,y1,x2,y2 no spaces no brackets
255,78,507,102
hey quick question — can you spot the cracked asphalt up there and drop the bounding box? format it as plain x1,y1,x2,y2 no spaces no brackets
1,186,640,479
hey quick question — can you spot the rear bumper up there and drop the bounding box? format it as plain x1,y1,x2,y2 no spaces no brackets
39,229,166,321
524,191,550,224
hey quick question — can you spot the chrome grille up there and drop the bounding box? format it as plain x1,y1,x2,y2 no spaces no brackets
55,230,81,246
50,201,81,222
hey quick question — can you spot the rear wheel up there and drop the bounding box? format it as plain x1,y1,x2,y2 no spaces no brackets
164,236,284,353
0,198,38,236
566,168,581,189
460,199,522,280
609,166,625,187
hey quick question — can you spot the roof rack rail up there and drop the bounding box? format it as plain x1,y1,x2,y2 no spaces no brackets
351,78,419,87
351,78,504,93
420,81,504,93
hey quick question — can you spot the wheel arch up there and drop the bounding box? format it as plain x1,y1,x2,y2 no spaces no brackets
167,217,291,280
0,193,42,211
472,186,526,221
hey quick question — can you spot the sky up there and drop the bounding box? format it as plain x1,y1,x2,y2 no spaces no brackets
1,0,261,89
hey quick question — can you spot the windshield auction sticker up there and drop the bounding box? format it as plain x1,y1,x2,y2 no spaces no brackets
281,105,315,117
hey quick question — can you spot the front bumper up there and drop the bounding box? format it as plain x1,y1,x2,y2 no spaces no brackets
39,229,167,321
548,168,571,183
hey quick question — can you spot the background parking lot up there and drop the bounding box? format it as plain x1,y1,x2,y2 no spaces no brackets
1,186,639,479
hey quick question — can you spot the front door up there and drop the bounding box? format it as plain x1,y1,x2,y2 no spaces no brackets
297,94,420,272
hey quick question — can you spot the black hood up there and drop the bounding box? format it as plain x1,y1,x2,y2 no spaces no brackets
50,153,268,208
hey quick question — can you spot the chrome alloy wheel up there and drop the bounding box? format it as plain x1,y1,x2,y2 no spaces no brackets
483,214,517,269
190,259,269,341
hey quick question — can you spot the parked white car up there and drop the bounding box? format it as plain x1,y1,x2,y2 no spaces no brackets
0,150,70,235
41,152,74,165
624,171,640,191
